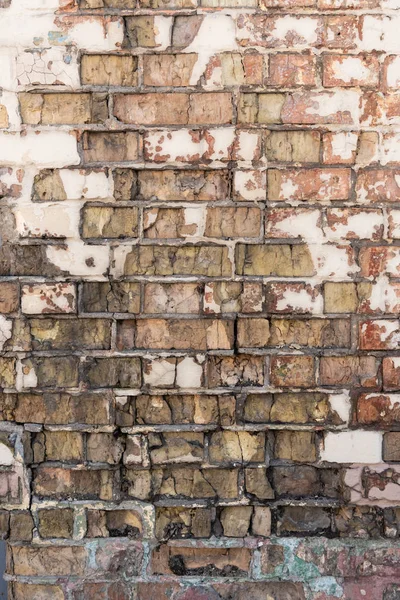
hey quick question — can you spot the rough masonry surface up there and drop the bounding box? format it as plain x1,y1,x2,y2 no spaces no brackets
1,0,400,598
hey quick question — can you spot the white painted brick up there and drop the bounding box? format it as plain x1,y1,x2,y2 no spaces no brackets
321,431,382,464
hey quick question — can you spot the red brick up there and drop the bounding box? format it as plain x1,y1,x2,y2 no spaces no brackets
270,355,315,388
268,168,351,201
268,54,316,87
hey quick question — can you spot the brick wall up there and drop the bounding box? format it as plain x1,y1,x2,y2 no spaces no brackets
1,0,400,598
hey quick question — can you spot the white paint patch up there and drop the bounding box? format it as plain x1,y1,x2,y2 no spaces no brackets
382,133,400,165
0,131,79,167
332,56,373,84
185,14,238,85
21,283,76,314
305,91,360,125
270,15,321,46
14,200,81,238
325,210,384,241
367,275,400,312
326,132,357,162
360,16,400,53
16,47,79,88
276,288,323,314
59,169,111,200
234,131,261,163
0,443,13,466
329,392,351,424
16,360,37,391
0,316,12,351
176,356,203,388
62,18,124,52
183,207,206,237
386,55,400,89
46,240,109,278
233,170,266,201
154,16,173,51
308,244,359,279
268,210,324,243
321,431,382,464
143,358,175,387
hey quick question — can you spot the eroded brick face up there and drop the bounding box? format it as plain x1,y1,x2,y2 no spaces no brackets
1,0,400,598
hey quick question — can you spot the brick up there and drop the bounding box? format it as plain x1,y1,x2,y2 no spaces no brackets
84,357,141,388
144,283,201,314
319,356,379,387
0,282,19,314
12,392,112,425
281,90,360,124
118,318,234,350
82,206,139,238
383,358,400,391
237,15,323,48
83,132,139,163
204,207,261,238
33,431,84,462
155,507,211,540
209,431,265,464
33,467,118,500
143,54,198,86
268,168,351,201
268,53,316,87
360,319,400,350
12,584,65,600
125,16,172,49
274,431,317,462
30,318,111,350
208,355,265,387
265,130,320,163
277,506,331,534
236,244,314,277
324,282,358,313
38,508,74,538
204,282,263,314
270,355,315,388
19,93,107,125
321,430,382,463
81,54,138,86
325,15,359,49
21,283,76,315
323,54,380,87
383,433,400,461
9,511,34,541
11,545,87,576
151,545,251,576
81,282,140,313
136,169,229,201
116,245,232,276
204,53,264,87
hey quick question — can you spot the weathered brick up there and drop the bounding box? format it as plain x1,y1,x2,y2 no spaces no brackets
19,93,107,124
136,169,229,201
268,168,351,201
270,356,315,388
81,54,138,86
143,54,198,87
265,130,320,162
116,245,232,276
82,206,139,238
152,545,251,576
319,356,379,387
118,318,234,350
38,508,74,539
83,132,139,163
268,53,316,87
30,318,111,350
81,282,140,313
114,93,233,125
33,467,118,500
323,54,380,87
